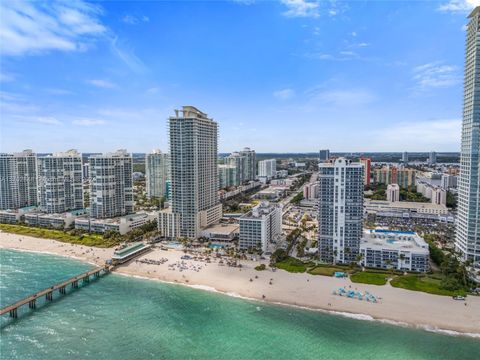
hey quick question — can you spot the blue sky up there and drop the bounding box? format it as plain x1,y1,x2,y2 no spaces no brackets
0,0,478,153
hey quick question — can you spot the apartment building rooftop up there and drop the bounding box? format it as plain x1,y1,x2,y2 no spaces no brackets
361,229,429,254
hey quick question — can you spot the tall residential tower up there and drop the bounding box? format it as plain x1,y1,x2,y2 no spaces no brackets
145,149,170,199
455,7,480,265
318,158,364,264
0,150,38,210
89,150,134,219
168,106,222,238
37,150,83,213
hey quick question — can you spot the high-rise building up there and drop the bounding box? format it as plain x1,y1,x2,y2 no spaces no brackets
319,149,330,162
258,159,276,179
89,150,133,219
239,201,282,252
428,151,437,165
359,157,371,187
37,150,83,213
441,174,457,190
224,152,246,185
239,147,256,181
218,164,238,189
402,152,409,163
0,150,38,210
318,158,364,264
456,7,480,265
145,149,170,199
373,166,416,189
386,184,400,202
168,106,222,238
431,187,447,206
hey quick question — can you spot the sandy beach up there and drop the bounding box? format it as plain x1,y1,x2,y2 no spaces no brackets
1,231,479,336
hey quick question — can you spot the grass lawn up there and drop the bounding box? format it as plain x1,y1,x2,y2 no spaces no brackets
350,271,390,285
0,224,119,248
308,265,350,276
390,274,467,297
275,257,307,273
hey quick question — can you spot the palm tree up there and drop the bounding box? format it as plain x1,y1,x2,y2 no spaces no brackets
399,253,406,272
385,259,394,278
355,253,364,269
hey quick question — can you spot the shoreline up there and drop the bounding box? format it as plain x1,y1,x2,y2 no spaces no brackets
1,232,480,338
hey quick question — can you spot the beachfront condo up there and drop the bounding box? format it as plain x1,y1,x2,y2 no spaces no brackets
0,150,38,210
455,7,480,265
37,149,83,214
318,157,364,264
89,150,134,219
165,106,222,239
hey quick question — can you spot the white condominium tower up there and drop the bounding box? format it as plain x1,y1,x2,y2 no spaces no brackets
89,150,134,219
239,201,282,253
318,158,364,264
258,159,276,179
456,7,480,265
145,149,170,199
0,150,38,210
169,106,222,238
37,150,83,213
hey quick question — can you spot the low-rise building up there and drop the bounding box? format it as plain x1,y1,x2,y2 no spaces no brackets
24,209,87,229
201,223,239,243
0,206,38,224
360,229,429,273
75,211,158,235
239,202,282,252
364,199,449,215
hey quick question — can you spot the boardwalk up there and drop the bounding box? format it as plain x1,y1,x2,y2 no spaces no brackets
0,265,112,318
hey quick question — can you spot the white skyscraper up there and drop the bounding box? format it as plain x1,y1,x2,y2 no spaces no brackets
89,150,134,219
318,158,364,264
37,149,83,213
258,159,276,179
145,149,170,199
0,150,38,210
456,7,480,265
402,152,409,163
168,106,222,238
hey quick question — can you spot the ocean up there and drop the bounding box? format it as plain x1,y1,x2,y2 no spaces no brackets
1,249,479,359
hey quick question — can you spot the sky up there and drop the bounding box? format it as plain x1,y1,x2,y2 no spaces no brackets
0,0,479,153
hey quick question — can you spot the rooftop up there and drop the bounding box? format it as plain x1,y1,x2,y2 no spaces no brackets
361,229,428,253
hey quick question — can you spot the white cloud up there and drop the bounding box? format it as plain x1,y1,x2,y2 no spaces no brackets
281,0,319,18
273,88,295,100
6,115,63,126
0,0,106,56
72,118,106,126
35,116,62,125
370,119,461,151
0,70,15,82
86,79,116,89
121,14,149,25
438,0,480,12
413,62,461,90
110,37,147,74
308,88,376,106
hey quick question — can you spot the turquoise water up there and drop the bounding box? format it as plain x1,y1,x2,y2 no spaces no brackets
1,249,479,359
